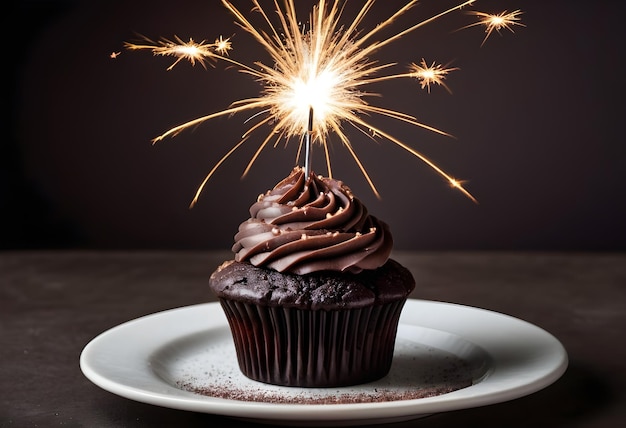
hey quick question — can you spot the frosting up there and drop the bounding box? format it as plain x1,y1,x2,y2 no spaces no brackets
232,167,393,274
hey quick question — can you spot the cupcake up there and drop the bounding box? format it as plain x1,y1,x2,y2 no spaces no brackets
209,167,415,387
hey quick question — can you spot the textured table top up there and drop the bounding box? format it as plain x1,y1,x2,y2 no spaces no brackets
1,251,625,427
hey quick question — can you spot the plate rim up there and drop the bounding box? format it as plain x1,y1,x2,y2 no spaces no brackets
80,299,568,424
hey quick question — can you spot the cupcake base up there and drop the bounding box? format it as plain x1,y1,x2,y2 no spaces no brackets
219,299,407,387
210,259,415,387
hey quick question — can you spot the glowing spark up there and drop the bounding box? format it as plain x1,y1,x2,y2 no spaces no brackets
464,10,525,46
449,178,476,203
110,51,121,59
124,35,231,70
127,0,521,207
214,35,233,55
409,59,458,93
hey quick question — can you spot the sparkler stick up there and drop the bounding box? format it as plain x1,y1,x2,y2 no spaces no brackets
304,107,314,178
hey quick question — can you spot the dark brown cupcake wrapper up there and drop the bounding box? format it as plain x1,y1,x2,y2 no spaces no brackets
219,299,407,387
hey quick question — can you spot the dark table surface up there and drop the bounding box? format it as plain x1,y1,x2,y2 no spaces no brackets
2,250,625,427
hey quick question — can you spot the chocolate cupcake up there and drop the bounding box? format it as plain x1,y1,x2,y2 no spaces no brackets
209,167,415,387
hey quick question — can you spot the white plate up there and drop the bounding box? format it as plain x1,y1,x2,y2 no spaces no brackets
80,300,567,426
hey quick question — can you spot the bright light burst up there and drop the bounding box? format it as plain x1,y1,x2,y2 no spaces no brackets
125,0,523,206
463,10,525,46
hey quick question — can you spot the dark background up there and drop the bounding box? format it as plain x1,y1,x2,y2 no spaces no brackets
4,0,625,251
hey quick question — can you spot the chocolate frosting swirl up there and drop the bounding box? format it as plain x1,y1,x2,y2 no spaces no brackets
232,167,393,274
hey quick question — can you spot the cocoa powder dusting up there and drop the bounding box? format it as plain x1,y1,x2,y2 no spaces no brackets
177,377,472,404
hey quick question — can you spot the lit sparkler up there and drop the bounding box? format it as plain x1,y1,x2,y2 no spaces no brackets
124,0,522,206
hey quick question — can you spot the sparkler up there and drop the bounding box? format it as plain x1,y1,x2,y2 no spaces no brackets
124,0,523,207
